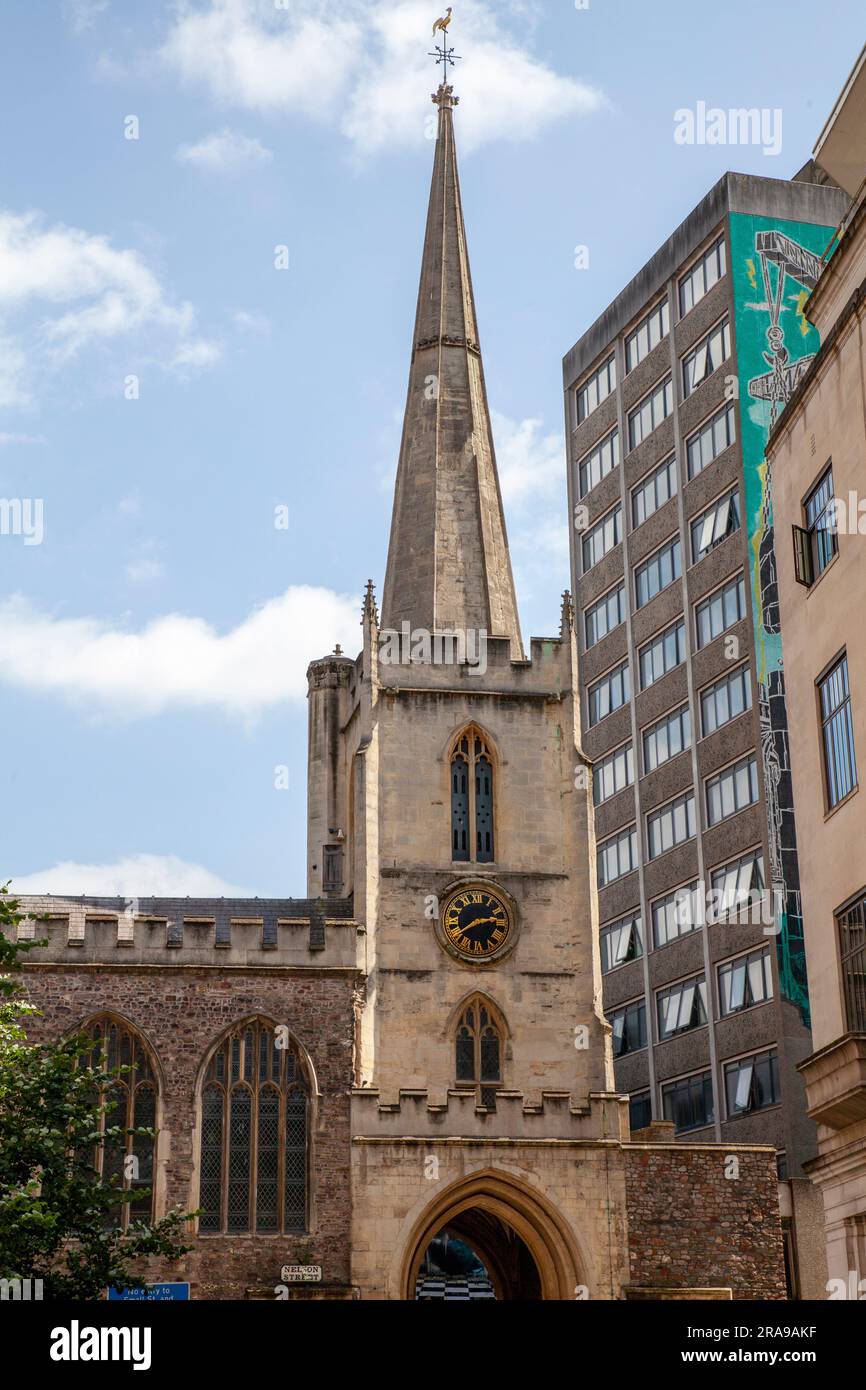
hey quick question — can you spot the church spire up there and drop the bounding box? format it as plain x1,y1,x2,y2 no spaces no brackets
380,77,524,660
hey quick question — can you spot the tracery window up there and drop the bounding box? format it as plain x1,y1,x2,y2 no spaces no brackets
81,1017,157,1229
451,729,495,864
199,1020,310,1235
455,998,504,1111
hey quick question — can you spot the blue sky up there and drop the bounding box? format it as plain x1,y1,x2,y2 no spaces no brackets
1,0,862,898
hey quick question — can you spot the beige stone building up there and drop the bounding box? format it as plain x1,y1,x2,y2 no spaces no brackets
767,43,866,1289
9,75,788,1302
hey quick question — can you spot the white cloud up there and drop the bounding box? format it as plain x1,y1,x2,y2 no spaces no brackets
161,0,605,155
65,0,109,32
0,431,45,446
490,411,569,626
494,412,566,510
12,854,250,898
0,585,360,720
233,308,271,334
176,128,273,173
0,210,219,405
169,337,223,369
125,545,165,584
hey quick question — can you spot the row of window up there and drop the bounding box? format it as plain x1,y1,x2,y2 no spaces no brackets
596,755,759,884
588,575,750,728
611,946,774,1061
84,1016,312,1236
631,1045,779,1136
793,466,859,814
581,410,739,579
80,1000,519,1237
576,235,727,431
598,705,749,821
577,399,737,525
600,849,766,973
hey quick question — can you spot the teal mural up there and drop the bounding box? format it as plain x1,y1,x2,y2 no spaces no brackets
729,212,837,1028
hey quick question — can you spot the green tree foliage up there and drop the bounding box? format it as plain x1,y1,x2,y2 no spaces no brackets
0,884,193,1298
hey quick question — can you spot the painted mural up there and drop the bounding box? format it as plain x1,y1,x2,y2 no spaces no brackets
729,212,837,1028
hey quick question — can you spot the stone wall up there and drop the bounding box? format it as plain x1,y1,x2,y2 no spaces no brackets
19,961,359,1300
625,1143,787,1299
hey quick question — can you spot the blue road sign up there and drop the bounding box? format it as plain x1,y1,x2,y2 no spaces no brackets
107,1283,190,1301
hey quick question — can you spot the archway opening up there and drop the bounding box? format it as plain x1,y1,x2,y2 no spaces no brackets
402,1171,583,1302
414,1210,543,1301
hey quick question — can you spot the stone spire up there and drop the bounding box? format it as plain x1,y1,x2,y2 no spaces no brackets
380,83,524,660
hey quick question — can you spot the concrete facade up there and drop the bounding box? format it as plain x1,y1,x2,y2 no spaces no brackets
562,170,849,1297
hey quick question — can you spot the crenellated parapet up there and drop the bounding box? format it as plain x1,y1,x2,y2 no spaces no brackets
352,1087,630,1143
7,895,362,971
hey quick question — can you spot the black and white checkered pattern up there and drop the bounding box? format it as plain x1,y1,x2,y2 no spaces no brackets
416,1275,496,1301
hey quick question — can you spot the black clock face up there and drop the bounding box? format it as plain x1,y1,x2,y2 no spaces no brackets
442,886,514,963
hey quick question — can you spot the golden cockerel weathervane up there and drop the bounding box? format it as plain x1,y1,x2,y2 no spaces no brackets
429,6,460,80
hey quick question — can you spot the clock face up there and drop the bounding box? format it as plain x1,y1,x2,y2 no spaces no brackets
441,884,514,964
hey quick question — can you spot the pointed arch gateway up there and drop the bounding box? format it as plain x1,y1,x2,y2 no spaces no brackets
403,1170,584,1301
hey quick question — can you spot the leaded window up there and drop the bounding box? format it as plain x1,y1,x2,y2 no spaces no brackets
820,655,858,809
455,998,503,1111
451,729,495,864
81,1017,157,1229
795,465,839,586
199,1020,309,1235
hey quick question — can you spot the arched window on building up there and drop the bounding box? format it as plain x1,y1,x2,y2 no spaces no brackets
80,1016,158,1229
454,997,505,1111
199,1020,310,1236
450,728,496,864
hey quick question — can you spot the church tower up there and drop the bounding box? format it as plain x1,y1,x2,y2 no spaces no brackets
306,74,631,1300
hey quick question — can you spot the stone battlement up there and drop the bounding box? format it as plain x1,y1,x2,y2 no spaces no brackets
6,895,361,970
352,1087,630,1142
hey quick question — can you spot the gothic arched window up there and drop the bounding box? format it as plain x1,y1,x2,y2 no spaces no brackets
455,997,504,1111
451,729,496,864
199,1020,310,1236
81,1017,158,1229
